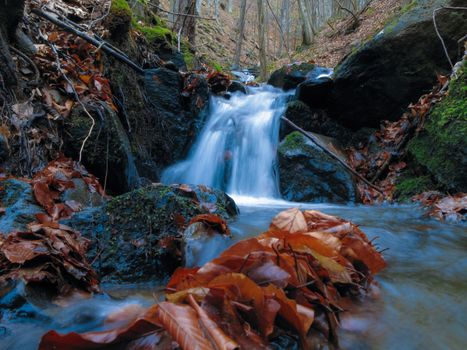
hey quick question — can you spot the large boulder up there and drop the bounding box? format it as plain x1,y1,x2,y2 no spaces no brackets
329,0,467,129
268,62,315,90
278,132,357,202
144,68,209,164
280,100,353,144
407,60,467,192
63,183,238,282
296,67,334,109
64,102,142,193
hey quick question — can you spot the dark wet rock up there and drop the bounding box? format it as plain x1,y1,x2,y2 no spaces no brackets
163,61,179,72
278,132,357,203
63,102,141,194
228,80,248,94
280,100,354,145
144,68,209,165
296,67,334,109
158,49,187,71
268,62,315,90
0,134,9,161
63,183,238,282
329,0,467,129
0,179,45,234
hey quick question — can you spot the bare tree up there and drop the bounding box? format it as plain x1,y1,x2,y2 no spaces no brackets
298,0,314,45
257,0,268,80
233,0,247,69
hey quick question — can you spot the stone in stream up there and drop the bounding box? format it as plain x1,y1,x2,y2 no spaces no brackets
63,183,238,283
295,67,334,109
328,0,467,129
278,132,358,203
268,62,315,90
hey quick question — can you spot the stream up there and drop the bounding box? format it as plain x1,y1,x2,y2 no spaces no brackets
1,202,466,349
1,86,466,349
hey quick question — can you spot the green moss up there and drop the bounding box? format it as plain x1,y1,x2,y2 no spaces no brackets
132,18,175,43
408,61,467,191
394,175,434,201
110,0,132,18
181,42,195,69
280,132,307,153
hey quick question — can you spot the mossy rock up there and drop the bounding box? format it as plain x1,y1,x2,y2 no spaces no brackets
394,175,436,201
408,61,467,192
278,132,357,203
63,183,238,282
108,0,132,37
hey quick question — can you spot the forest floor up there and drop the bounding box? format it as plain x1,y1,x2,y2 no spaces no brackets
290,0,406,68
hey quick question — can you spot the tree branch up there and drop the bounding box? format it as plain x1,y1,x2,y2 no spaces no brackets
31,8,145,75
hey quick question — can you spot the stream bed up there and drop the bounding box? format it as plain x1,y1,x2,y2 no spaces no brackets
1,201,466,350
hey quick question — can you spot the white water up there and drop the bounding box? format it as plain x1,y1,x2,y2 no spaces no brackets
162,86,291,198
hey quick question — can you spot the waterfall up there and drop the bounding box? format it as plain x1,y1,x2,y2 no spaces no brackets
162,86,290,198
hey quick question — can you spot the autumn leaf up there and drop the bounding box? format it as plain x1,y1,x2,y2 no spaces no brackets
270,208,307,233
156,302,215,350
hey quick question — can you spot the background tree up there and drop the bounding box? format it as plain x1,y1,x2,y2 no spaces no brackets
257,0,268,80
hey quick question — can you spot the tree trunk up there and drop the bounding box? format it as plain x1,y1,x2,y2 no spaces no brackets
233,0,247,70
278,0,290,56
0,0,25,87
257,0,267,81
298,0,313,45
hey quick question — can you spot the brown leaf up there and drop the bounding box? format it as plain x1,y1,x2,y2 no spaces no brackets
270,208,307,233
156,302,215,350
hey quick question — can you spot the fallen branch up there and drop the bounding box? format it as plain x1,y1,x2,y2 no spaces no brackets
31,8,145,75
281,116,385,196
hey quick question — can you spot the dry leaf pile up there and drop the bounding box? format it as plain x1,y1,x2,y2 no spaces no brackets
39,208,385,349
0,220,100,297
32,156,106,221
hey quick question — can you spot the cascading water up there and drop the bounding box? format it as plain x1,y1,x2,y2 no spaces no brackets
162,85,291,198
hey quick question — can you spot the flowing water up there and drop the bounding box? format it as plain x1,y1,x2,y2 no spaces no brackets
2,86,466,349
162,86,291,197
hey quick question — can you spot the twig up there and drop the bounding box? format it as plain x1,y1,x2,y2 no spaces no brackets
32,8,145,75
49,43,95,163
281,116,385,196
433,6,467,69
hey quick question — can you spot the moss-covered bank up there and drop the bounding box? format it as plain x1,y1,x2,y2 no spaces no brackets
407,61,467,193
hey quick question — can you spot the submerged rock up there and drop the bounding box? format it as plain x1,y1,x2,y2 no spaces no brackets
228,80,248,94
278,132,357,202
268,62,315,90
329,0,467,128
63,183,238,282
